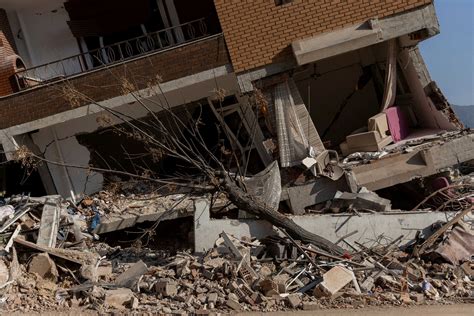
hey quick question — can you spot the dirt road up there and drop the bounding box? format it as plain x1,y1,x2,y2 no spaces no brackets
241,303,473,316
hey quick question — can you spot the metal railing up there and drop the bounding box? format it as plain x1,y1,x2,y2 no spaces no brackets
14,18,211,90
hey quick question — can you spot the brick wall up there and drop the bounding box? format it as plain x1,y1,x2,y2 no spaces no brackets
0,9,17,55
214,0,432,72
0,9,20,96
0,35,229,129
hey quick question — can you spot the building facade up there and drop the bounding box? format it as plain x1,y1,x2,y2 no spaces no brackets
0,0,471,205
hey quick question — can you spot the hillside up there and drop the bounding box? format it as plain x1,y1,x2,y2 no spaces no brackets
451,105,474,128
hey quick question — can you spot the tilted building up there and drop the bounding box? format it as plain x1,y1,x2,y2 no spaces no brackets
0,0,471,209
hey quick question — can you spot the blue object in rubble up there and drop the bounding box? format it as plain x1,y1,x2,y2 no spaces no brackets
89,205,101,231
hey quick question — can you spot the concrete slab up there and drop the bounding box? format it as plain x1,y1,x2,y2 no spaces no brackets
282,176,351,214
115,260,148,289
94,207,193,234
37,197,61,248
314,265,354,298
194,199,464,252
292,4,439,66
351,133,474,190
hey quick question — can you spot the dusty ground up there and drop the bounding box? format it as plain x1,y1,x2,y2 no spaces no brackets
241,303,474,316
2,303,472,315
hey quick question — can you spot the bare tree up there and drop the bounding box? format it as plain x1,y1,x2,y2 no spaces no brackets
12,70,345,256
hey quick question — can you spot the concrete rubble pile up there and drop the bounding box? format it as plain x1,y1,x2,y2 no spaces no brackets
0,185,472,313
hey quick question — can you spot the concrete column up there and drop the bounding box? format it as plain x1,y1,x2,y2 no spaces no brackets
165,0,184,43
30,126,103,201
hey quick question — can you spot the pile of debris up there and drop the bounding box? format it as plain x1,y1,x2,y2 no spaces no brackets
0,191,472,313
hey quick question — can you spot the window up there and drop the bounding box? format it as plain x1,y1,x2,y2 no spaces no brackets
274,0,293,6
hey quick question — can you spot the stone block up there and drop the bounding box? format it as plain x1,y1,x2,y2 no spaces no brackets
105,288,134,310
28,253,58,282
115,260,148,288
313,265,354,298
155,279,178,297
226,299,241,311
286,294,301,308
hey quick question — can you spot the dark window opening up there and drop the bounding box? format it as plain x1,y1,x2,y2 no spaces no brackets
275,0,293,6
0,162,47,198
66,0,222,69
77,100,243,182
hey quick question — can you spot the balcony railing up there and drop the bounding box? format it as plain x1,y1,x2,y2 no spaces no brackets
14,18,212,91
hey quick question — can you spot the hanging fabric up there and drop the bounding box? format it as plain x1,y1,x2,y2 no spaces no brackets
380,39,398,111
273,79,325,167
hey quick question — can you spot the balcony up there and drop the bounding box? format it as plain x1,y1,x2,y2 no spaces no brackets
14,18,216,91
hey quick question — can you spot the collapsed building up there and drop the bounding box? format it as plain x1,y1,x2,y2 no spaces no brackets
0,0,472,313
0,0,471,227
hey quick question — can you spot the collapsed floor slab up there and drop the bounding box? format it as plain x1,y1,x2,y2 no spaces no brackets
193,199,464,252
93,207,193,234
349,132,474,191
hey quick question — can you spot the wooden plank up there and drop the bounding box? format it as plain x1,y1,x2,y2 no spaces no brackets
413,206,473,257
13,238,84,265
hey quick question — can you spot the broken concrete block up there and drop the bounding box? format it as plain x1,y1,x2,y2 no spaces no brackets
360,276,375,292
225,299,241,311
0,259,9,284
375,275,400,289
36,278,58,297
333,189,391,212
28,253,58,282
80,264,98,282
97,264,113,278
400,292,412,304
258,265,272,278
155,279,178,297
286,294,301,308
37,198,60,248
302,302,320,310
345,131,393,154
232,279,257,305
115,260,147,288
260,279,279,296
286,177,350,214
129,296,139,309
313,265,354,298
410,293,425,303
207,292,218,304
105,288,134,310
0,205,14,225
228,292,240,302
406,262,426,282
201,269,214,280
461,262,473,277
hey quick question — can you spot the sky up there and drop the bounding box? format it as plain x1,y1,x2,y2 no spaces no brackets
420,0,474,106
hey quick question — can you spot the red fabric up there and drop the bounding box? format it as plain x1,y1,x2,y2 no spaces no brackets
385,106,410,142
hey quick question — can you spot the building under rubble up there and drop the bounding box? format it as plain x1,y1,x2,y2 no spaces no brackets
0,0,472,217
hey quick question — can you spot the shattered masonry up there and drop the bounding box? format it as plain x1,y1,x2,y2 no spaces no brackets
0,0,472,313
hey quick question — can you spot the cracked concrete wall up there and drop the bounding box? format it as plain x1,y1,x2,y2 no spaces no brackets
294,46,380,145
31,125,103,202
194,199,463,252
